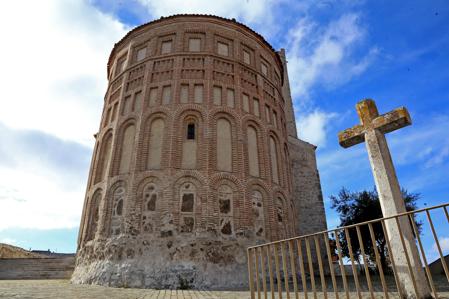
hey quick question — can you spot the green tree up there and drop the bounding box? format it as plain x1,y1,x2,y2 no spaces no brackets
330,187,421,272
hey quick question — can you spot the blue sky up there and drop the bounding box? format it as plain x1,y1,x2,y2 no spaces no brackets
0,0,447,259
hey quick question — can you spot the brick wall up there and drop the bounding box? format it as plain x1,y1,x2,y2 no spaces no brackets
73,15,328,289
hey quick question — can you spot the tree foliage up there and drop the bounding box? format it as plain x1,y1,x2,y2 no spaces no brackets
330,187,421,272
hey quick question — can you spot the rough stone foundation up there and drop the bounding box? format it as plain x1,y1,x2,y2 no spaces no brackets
72,234,251,290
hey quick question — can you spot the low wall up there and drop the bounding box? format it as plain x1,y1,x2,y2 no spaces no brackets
0,257,75,279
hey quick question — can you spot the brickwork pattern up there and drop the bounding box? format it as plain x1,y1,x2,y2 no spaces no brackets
73,15,327,290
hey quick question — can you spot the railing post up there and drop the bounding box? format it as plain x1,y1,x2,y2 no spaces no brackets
248,248,255,299
274,243,283,299
323,233,339,299
266,246,275,299
296,239,308,299
408,214,438,298
259,247,268,299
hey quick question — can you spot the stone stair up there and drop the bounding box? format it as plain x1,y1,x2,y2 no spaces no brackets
0,257,75,279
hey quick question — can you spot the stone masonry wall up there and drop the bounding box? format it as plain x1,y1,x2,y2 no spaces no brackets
288,137,327,236
0,257,75,280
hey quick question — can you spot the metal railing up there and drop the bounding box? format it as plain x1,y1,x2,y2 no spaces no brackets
247,202,449,298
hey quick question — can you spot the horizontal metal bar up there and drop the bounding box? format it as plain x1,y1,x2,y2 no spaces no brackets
248,201,449,249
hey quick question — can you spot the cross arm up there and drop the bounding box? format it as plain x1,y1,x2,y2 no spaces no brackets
372,107,412,135
338,124,365,148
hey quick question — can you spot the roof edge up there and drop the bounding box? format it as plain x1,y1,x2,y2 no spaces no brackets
107,14,284,80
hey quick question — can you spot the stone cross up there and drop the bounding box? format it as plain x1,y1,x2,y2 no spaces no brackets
339,99,431,298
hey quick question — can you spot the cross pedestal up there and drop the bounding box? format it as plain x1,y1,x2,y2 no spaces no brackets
339,99,431,299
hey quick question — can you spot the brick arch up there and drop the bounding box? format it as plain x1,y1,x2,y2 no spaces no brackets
172,174,206,233
212,177,238,191
209,107,241,123
171,170,208,187
246,182,271,240
82,188,103,244
268,129,282,141
111,118,137,176
210,174,244,228
135,175,163,209
138,112,171,171
242,120,267,180
102,180,127,237
246,179,271,199
272,187,288,201
93,129,114,185
212,178,240,237
135,176,163,235
141,106,173,121
209,111,240,174
283,142,292,193
172,104,207,122
96,127,114,142
116,116,137,129
273,187,296,236
172,107,206,170
267,130,285,187
241,114,265,128
136,170,171,186
79,194,91,245
273,192,290,240
209,173,244,191
143,112,170,127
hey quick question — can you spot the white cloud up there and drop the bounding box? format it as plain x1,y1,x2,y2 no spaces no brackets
433,237,449,253
425,145,449,168
0,0,128,229
388,115,449,168
0,238,17,245
0,167,83,230
0,0,128,146
138,0,269,21
296,110,337,148
136,0,282,38
286,13,378,100
285,14,374,149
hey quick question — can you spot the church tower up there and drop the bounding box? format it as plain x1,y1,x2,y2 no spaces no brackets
72,15,327,289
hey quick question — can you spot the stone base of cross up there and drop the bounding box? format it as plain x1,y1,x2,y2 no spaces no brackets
339,99,431,299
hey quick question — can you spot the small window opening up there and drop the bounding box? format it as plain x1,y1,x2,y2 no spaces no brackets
187,123,195,140
181,193,194,212
116,199,123,216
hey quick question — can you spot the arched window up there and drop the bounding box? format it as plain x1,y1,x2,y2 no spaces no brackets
251,190,265,237
111,186,125,235
182,118,198,169
269,136,279,184
95,134,112,183
276,197,287,239
247,126,260,177
147,118,165,169
119,124,136,174
180,182,196,233
218,185,233,235
86,191,101,241
141,183,157,234
216,118,232,172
